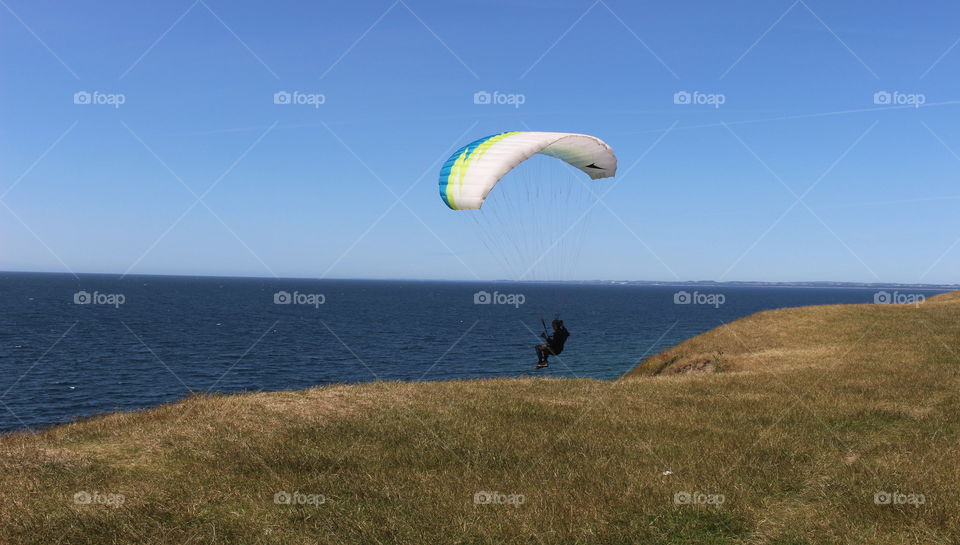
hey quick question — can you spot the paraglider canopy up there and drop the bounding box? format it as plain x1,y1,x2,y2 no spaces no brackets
439,131,617,210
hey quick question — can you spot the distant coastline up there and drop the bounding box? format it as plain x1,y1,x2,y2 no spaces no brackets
530,279,959,290
1,270,956,291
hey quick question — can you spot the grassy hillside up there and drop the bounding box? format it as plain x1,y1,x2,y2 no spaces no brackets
2,293,959,544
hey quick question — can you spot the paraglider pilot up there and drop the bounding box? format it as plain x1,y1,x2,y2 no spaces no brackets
535,319,570,369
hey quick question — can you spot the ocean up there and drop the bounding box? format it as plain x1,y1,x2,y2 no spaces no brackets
0,272,944,433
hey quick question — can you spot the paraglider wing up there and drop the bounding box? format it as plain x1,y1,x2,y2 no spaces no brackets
438,131,617,210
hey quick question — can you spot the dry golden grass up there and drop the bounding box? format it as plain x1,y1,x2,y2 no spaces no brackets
2,294,959,544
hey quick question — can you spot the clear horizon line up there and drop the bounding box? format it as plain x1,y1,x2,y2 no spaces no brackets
0,268,957,289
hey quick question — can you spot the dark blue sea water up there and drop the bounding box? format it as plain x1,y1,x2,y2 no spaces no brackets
0,272,945,433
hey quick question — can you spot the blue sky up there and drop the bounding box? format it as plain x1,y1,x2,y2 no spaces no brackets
1,0,959,283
